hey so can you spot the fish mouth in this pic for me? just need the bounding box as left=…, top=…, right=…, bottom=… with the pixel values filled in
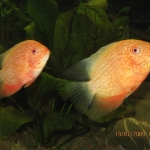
left=147, top=56, right=150, bottom=66
left=42, top=50, right=50, bottom=66
left=36, top=49, right=50, bottom=69
left=32, top=50, right=50, bottom=78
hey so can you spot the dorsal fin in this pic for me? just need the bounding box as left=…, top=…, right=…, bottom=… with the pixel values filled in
left=62, top=43, right=114, bottom=81
left=62, top=59, right=94, bottom=81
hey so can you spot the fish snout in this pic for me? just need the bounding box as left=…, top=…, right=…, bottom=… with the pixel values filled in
left=147, top=57, right=150, bottom=67
left=41, top=48, right=50, bottom=66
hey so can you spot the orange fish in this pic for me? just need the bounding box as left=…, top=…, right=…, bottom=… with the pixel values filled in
left=61, top=39, right=150, bottom=121
left=0, top=40, right=50, bottom=98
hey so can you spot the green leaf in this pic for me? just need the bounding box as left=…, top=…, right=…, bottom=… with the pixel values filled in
left=23, top=22, right=35, bottom=40
left=35, top=72, right=67, bottom=101
left=119, top=6, right=131, bottom=15
left=105, top=120, right=117, bottom=133
left=43, top=112, right=76, bottom=139
left=53, top=3, right=129, bottom=72
left=112, top=16, right=129, bottom=40
left=0, top=106, right=34, bottom=139
left=86, top=0, right=108, bottom=10
left=27, top=0, right=59, bottom=48
left=23, top=72, right=68, bottom=112
left=33, top=72, right=78, bottom=103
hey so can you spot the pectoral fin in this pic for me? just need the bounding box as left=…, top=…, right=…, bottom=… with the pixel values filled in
left=59, top=81, right=94, bottom=114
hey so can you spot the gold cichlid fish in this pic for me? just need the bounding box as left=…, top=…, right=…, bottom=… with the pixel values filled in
left=61, top=39, right=150, bottom=121
left=0, top=40, right=50, bottom=98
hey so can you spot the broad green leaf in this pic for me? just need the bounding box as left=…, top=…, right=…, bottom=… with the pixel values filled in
left=35, top=72, right=75, bottom=102
left=43, top=112, right=76, bottom=139
left=86, top=0, right=108, bottom=10
left=27, top=0, right=59, bottom=48
left=105, top=120, right=117, bottom=133
left=112, top=16, right=129, bottom=40
left=53, top=3, right=129, bottom=72
left=23, top=22, right=35, bottom=40
left=0, top=106, right=34, bottom=139
left=18, top=72, right=69, bottom=114
left=119, top=6, right=131, bottom=15
left=34, top=72, right=67, bottom=102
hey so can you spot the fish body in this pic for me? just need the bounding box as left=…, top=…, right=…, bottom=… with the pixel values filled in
left=0, top=40, right=50, bottom=98
left=61, top=39, right=150, bottom=121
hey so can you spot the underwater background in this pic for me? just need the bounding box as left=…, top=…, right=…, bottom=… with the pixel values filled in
left=0, top=0, right=150, bottom=149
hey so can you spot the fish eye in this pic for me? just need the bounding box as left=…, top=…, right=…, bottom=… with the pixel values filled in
left=32, top=49, right=37, bottom=54
left=132, top=46, right=140, bottom=54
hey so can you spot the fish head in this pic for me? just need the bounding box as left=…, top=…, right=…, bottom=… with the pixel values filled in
left=23, top=40, right=50, bottom=78
left=0, top=40, right=50, bottom=98
left=0, top=40, right=50, bottom=87
left=120, top=39, right=150, bottom=71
